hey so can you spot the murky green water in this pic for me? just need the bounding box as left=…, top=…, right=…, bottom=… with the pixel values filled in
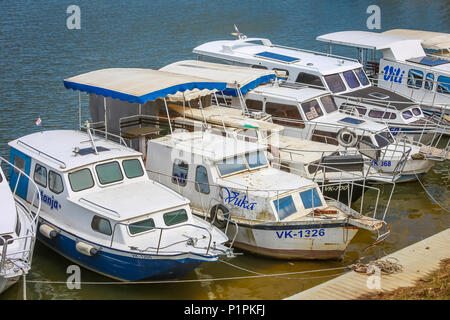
left=0, top=0, right=449, bottom=300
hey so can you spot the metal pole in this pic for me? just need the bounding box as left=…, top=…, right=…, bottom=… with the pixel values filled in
left=163, top=98, right=173, bottom=134
left=103, top=97, right=108, bottom=139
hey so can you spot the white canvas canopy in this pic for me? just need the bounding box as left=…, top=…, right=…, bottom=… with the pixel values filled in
left=383, top=29, right=450, bottom=51
left=317, top=31, right=426, bottom=61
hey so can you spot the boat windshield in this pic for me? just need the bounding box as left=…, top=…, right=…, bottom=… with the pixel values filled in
left=217, top=151, right=269, bottom=176
left=343, top=70, right=361, bottom=89
left=245, top=150, right=268, bottom=169
left=217, top=155, right=247, bottom=176
left=354, top=68, right=370, bottom=86
left=374, top=131, right=394, bottom=148
left=95, top=161, right=124, bottom=185
left=300, top=188, right=323, bottom=209
left=324, top=73, right=346, bottom=93
left=320, top=95, right=338, bottom=114
left=273, top=194, right=297, bottom=220
left=301, top=99, right=324, bottom=120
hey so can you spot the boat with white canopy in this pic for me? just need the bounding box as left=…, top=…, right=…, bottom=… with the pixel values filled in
left=193, top=30, right=450, bottom=144
left=13, top=68, right=234, bottom=282
left=160, top=59, right=443, bottom=183
left=0, top=156, right=41, bottom=294
left=382, top=29, right=450, bottom=58
left=159, top=60, right=400, bottom=199
left=316, top=30, right=450, bottom=118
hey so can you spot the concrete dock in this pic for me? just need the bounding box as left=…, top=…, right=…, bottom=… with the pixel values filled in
left=285, top=228, right=450, bottom=300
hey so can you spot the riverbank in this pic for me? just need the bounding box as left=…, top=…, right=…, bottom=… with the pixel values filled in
left=358, top=258, right=450, bottom=300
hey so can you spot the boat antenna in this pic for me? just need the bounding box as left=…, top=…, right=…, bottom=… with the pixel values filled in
left=232, top=24, right=247, bottom=40
left=85, top=120, right=99, bottom=155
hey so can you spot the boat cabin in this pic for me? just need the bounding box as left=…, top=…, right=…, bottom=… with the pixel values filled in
left=317, top=31, right=450, bottom=113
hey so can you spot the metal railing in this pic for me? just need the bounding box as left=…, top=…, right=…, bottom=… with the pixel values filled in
left=0, top=157, right=41, bottom=275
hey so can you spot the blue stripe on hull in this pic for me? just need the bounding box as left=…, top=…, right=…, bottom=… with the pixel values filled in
left=396, top=172, right=426, bottom=183
left=37, top=223, right=203, bottom=281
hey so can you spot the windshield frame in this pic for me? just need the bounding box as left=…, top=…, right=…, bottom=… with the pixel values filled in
left=216, top=150, right=269, bottom=177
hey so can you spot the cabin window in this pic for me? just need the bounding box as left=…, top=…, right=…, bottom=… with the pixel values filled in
left=245, top=150, right=268, bottom=169
left=424, top=73, right=434, bottom=91
left=48, top=171, right=64, bottom=194
left=163, top=209, right=188, bottom=226
left=217, top=156, right=247, bottom=176
left=343, top=70, right=360, bottom=89
left=324, top=73, right=346, bottom=93
left=301, top=99, right=324, bottom=120
left=295, top=73, right=324, bottom=88
left=33, top=163, right=47, bottom=188
left=355, top=68, right=370, bottom=86
left=13, top=155, right=25, bottom=175
left=68, top=168, right=95, bottom=192
left=245, top=99, right=263, bottom=111
left=311, top=130, right=338, bottom=146
left=402, top=110, right=413, bottom=120
left=412, top=108, right=422, bottom=116
left=122, top=159, right=144, bottom=179
left=382, top=112, right=396, bottom=120
left=273, top=195, right=297, bottom=220
left=437, top=75, right=450, bottom=94
left=374, top=131, right=394, bottom=148
left=128, top=218, right=155, bottom=235
left=320, top=95, right=338, bottom=113
left=96, top=161, right=123, bottom=185
left=172, top=159, right=189, bottom=186
left=91, top=216, right=112, bottom=236
left=300, top=188, right=323, bottom=209
left=195, top=166, right=210, bottom=194
left=368, top=109, right=385, bottom=119
left=265, top=102, right=305, bottom=128
left=407, top=69, right=424, bottom=89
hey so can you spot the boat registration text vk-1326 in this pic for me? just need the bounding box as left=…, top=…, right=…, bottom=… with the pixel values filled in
left=276, top=229, right=325, bottom=239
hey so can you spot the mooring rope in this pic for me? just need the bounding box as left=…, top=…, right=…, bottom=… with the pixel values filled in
left=414, top=170, right=450, bottom=213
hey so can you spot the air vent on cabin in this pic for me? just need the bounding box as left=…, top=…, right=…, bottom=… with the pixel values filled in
left=73, top=146, right=110, bottom=156
left=368, top=92, right=390, bottom=100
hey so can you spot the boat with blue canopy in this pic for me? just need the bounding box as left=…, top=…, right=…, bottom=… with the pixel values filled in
left=7, top=68, right=233, bottom=282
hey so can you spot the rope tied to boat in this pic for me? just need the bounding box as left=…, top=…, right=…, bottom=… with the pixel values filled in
left=348, top=257, right=403, bottom=275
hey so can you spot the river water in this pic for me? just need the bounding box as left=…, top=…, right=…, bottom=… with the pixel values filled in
left=0, top=0, right=449, bottom=300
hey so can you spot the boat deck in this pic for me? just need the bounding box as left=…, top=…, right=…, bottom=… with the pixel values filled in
left=284, top=228, right=450, bottom=300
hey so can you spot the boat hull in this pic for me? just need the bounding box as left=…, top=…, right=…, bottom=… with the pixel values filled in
left=225, top=221, right=359, bottom=260
left=0, top=275, right=20, bottom=295
left=37, top=220, right=208, bottom=282
left=319, top=180, right=372, bottom=204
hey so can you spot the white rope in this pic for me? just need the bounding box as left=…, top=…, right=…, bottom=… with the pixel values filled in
left=414, top=171, right=450, bottom=213
left=24, top=262, right=349, bottom=285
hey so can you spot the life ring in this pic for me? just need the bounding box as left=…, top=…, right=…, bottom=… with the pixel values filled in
left=337, top=128, right=358, bottom=148
left=210, top=204, right=229, bottom=229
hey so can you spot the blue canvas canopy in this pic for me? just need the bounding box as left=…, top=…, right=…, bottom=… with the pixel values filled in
left=64, top=68, right=228, bottom=103
left=159, top=60, right=276, bottom=97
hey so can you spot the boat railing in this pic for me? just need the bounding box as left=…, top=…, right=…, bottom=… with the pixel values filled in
left=269, top=43, right=361, bottom=64
left=0, top=156, right=41, bottom=273
left=80, top=123, right=129, bottom=148
left=16, top=139, right=67, bottom=169
left=79, top=197, right=121, bottom=217
left=146, top=157, right=392, bottom=226
left=109, top=218, right=233, bottom=257
left=366, top=73, right=450, bottom=111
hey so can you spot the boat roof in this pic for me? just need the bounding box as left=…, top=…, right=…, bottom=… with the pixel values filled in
left=317, top=31, right=426, bottom=61
left=168, top=104, right=285, bottom=132
left=149, top=131, right=266, bottom=161
left=64, top=68, right=227, bottom=104
left=193, top=37, right=363, bottom=75
left=8, top=130, right=141, bottom=172
left=250, top=82, right=330, bottom=103
left=383, top=29, right=450, bottom=51
left=160, top=60, right=276, bottom=97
